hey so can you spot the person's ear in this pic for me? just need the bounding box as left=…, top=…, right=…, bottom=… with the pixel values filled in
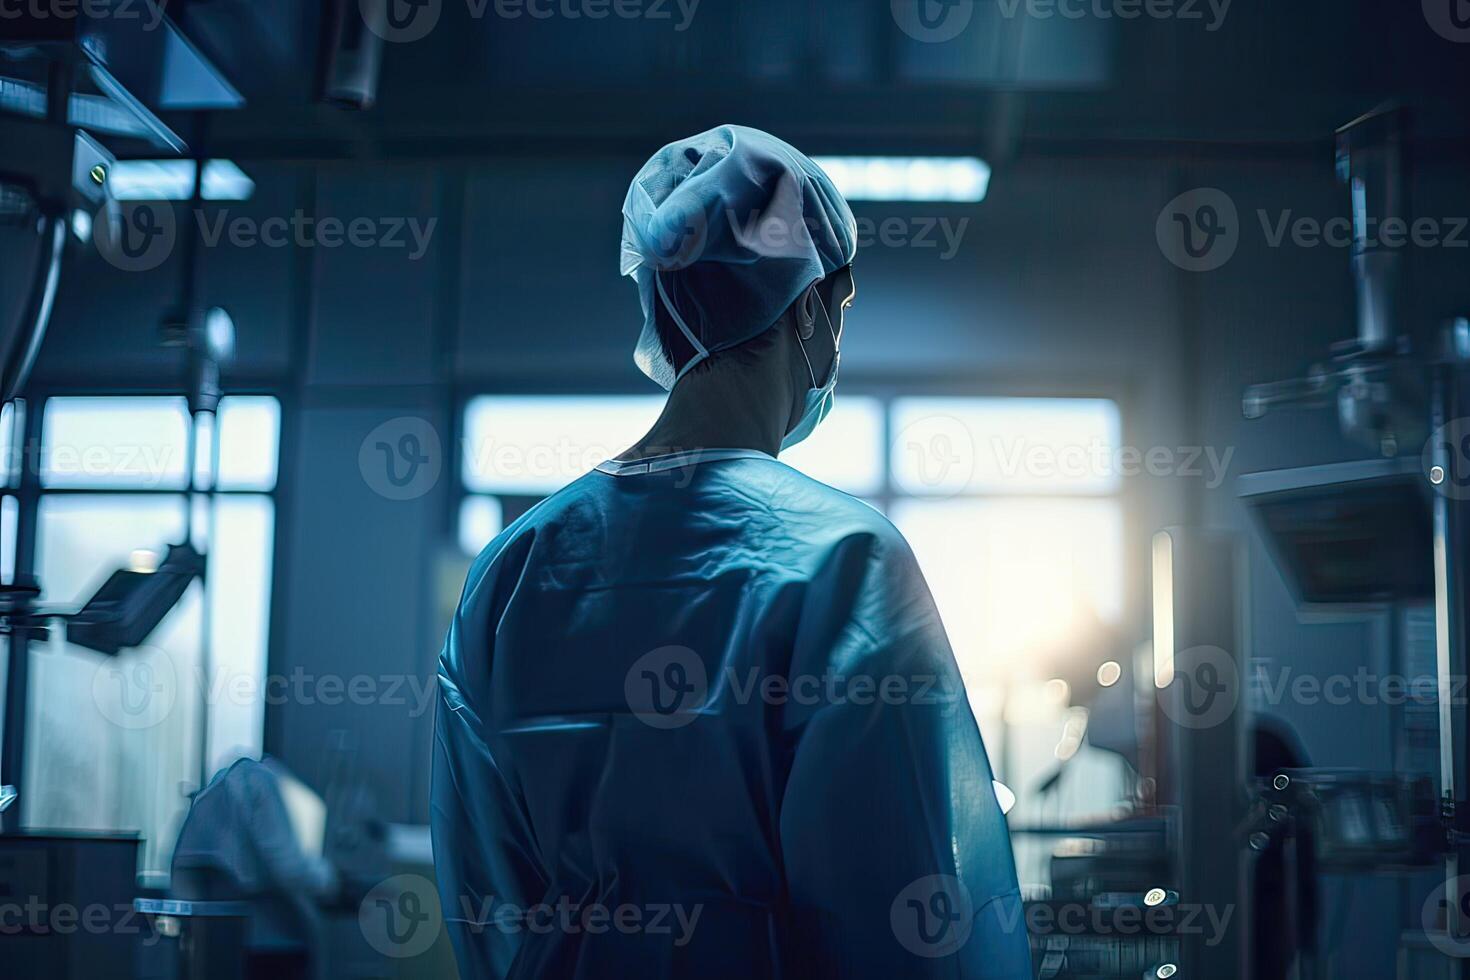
left=795, top=286, right=818, bottom=341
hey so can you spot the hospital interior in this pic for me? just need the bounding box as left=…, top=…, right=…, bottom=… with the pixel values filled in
left=1, top=1, right=1469, bottom=978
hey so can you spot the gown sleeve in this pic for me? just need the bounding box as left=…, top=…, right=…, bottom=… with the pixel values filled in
left=777, top=528, right=1032, bottom=979
left=431, top=534, right=547, bottom=980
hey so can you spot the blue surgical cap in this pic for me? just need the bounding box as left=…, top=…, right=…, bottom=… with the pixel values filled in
left=621, top=125, right=858, bottom=390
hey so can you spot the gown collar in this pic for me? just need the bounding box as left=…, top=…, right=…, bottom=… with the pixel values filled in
left=595, top=447, right=776, bottom=476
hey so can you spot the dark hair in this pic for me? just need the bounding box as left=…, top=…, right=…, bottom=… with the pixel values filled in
left=651, top=262, right=854, bottom=377
left=652, top=273, right=785, bottom=377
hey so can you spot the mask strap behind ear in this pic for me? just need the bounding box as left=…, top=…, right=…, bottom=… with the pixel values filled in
left=656, top=270, right=709, bottom=380
left=793, top=283, right=839, bottom=389
left=812, top=287, right=838, bottom=351
left=794, top=320, right=818, bottom=389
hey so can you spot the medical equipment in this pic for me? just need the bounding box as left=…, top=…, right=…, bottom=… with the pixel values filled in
left=1242, top=105, right=1424, bottom=459
left=1241, top=104, right=1470, bottom=975
left=0, top=0, right=241, bottom=830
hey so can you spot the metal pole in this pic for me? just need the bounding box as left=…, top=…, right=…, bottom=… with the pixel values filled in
left=1430, top=320, right=1470, bottom=975
left=2, top=399, right=44, bottom=833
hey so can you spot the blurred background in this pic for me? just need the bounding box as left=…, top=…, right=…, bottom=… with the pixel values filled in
left=1, top=0, right=1469, bottom=977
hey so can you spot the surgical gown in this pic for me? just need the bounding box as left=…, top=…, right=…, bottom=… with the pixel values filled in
left=431, top=449, right=1031, bottom=979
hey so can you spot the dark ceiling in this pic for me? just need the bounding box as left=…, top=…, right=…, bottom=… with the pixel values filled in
left=167, top=0, right=1470, bottom=163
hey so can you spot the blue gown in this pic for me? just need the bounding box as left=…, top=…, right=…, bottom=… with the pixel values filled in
left=431, top=449, right=1031, bottom=979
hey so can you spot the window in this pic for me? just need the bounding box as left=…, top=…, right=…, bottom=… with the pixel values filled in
left=13, top=395, right=280, bottom=872
left=458, top=394, right=886, bottom=553
left=457, top=392, right=1126, bottom=886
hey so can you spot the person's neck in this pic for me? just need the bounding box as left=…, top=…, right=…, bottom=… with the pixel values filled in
left=619, top=360, right=793, bottom=461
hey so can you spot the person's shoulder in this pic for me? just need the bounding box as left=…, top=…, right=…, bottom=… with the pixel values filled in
left=744, top=457, right=913, bottom=547
left=469, top=472, right=596, bottom=565
left=453, top=476, right=594, bottom=617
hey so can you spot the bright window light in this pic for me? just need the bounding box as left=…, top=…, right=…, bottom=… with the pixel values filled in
left=993, top=780, right=1017, bottom=814
left=892, top=497, right=1123, bottom=687
left=0, top=400, right=16, bottom=487
left=811, top=156, right=991, bottom=203
left=459, top=495, right=504, bottom=556
left=779, top=396, right=884, bottom=495
left=464, top=395, right=886, bottom=497
left=27, top=392, right=280, bottom=875
left=192, top=413, right=216, bottom=490
left=42, top=396, right=190, bottom=490
left=216, top=396, right=281, bottom=491
left=108, top=159, right=255, bottom=201
left=891, top=397, right=1121, bottom=496
left=463, top=396, right=665, bottom=495
left=206, top=494, right=276, bottom=773
left=36, top=494, right=188, bottom=605
left=1, top=495, right=16, bottom=583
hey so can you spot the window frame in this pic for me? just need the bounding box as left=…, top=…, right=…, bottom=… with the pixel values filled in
left=451, top=378, right=1139, bottom=548
left=4, top=384, right=287, bottom=754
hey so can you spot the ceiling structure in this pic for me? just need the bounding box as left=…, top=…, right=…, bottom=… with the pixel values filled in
left=4, top=0, right=1466, bottom=163
left=166, top=0, right=1470, bottom=165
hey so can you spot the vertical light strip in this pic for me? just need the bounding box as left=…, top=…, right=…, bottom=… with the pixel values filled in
left=1152, top=531, right=1175, bottom=689
left=0, top=401, right=15, bottom=486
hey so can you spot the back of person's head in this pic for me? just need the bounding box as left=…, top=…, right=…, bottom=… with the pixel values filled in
left=620, top=125, right=858, bottom=389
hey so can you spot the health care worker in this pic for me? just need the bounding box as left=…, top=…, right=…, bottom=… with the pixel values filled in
left=431, top=125, right=1030, bottom=979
